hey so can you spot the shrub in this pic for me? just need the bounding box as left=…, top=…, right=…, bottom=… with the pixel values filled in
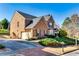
left=58, top=29, right=67, bottom=37
left=54, top=37, right=75, bottom=45
left=39, top=38, right=63, bottom=47
left=45, top=35, right=55, bottom=38
left=0, top=44, right=5, bottom=49
left=39, top=37, right=77, bottom=47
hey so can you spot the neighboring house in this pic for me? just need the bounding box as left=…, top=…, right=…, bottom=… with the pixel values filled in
left=10, top=11, right=55, bottom=39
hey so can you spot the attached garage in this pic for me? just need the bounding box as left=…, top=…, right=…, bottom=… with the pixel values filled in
left=21, top=32, right=32, bottom=39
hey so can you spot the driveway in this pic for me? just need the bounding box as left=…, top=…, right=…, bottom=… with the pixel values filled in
left=0, top=39, right=60, bottom=56
left=1, top=39, right=77, bottom=56
left=0, top=39, right=42, bottom=56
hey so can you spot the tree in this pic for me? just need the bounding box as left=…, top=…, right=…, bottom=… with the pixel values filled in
left=58, top=29, right=67, bottom=37
left=62, top=17, right=71, bottom=26
left=1, top=18, right=9, bottom=29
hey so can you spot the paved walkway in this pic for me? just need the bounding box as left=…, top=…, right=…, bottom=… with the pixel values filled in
left=63, top=50, right=79, bottom=56
left=17, top=46, right=79, bottom=56
left=17, top=47, right=57, bottom=56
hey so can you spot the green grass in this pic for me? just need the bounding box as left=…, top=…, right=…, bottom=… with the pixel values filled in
left=39, top=37, right=79, bottom=46
left=0, top=29, right=9, bottom=34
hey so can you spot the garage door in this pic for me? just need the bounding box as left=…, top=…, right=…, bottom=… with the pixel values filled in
left=21, top=32, right=29, bottom=39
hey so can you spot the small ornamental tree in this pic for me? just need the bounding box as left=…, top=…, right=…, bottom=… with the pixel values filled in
left=58, top=29, right=67, bottom=37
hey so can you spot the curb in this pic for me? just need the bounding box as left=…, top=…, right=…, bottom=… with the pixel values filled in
left=60, top=48, right=79, bottom=56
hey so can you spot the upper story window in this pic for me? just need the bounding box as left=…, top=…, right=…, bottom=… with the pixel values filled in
left=17, top=22, right=19, bottom=27
left=48, top=22, right=52, bottom=27
left=49, top=23, right=52, bottom=26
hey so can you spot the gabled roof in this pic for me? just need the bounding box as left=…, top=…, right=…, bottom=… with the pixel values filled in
left=26, top=16, right=43, bottom=28
left=17, top=11, right=37, bottom=19
left=26, top=15, right=52, bottom=29
left=44, top=14, right=52, bottom=21
left=15, top=11, right=53, bottom=29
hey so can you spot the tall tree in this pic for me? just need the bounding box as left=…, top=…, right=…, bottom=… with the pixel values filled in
left=62, top=17, right=71, bottom=27
left=1, top=18, right=9, bottom=29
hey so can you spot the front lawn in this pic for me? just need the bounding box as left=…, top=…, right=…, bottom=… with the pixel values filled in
left=39, top=37, right=79, bottom=47
left=0, top=29, right=9, bottom=34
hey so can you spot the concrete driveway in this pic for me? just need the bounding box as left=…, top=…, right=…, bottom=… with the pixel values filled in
left=0, top=39, right=41, bottom=56
left=0, top=39, right=60, bottom=56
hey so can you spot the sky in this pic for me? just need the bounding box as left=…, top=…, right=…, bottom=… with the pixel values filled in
left=0, top=3, right=79, bottom=27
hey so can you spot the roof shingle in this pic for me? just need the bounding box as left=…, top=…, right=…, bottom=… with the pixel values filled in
left=17, top=11, right=37, bottom=19
left=16, top=11, right=52, bottom=29
left=26, top=16, right=43, bottom=28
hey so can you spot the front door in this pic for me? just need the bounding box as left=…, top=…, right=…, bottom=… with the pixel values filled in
left=41, top=30, right=45, bottom=37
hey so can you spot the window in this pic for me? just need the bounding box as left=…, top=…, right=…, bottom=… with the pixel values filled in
left=48, top=22, right=52, bottom=27
left=37, top=29, right=40, bottom=33
left=49, top=23, right=52, bottom=26
left=36, top=29, right=40, bottom=36
left=33, top=29, right=37, bottom=37
left=17, top=22, right=19, bottom=27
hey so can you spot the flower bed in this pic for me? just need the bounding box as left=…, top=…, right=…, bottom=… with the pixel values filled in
left=39, top=38, right=64, bottom=47
left=39, top=37, right=79, bottom=47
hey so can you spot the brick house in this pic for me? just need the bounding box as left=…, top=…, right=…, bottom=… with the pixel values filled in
left=10, top=11, right=55, bottom=39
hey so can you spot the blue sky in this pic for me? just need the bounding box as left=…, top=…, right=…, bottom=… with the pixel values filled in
left=0, top=3, right=79, bottom=26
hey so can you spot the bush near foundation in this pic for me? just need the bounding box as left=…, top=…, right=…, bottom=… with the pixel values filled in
left=39, top=37, right=78, bottom=47
left=0, top=44, right=5, bottom=49
left=39, top=38, right=63, bottom=47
